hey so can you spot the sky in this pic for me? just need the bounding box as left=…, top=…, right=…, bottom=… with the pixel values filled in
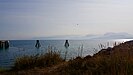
left=1, top=0, right=133, bottom=39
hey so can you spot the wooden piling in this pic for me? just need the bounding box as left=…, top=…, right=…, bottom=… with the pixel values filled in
left=0, top=40, right=9, bottom=49
left=35, top=40, right=41, bottom=48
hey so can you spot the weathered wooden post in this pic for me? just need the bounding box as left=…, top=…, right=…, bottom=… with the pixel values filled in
left=35, top=40, right=41, bottom=48
left=64, top=40, right=69, bottom=61
left=0, top=40, right=9, bottom=49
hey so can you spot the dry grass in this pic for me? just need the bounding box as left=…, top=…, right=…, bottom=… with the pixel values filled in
left=1, top=41, right=133, bottom=75
left=56, top=41, right=133, bottom=75
left=12, top=47, right=64, bottom=70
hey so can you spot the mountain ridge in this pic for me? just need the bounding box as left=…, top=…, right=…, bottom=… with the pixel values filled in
left=33, top=32, right=133, bottom=40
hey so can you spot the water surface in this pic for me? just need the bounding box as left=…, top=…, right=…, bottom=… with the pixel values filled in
left=0, top=39, right=131, bottom=69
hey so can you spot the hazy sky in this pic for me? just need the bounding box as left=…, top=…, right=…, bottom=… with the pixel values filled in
left=1, top=0, right=133, bottom=39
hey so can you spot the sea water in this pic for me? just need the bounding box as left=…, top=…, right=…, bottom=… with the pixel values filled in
left=0, top=39, right=131, bottom=69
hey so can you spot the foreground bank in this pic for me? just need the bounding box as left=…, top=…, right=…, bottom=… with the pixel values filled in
left=1, top=40, right=133, bottom=75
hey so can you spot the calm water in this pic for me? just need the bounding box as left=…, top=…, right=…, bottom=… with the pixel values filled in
left=0, top=39, right=132, bottom=69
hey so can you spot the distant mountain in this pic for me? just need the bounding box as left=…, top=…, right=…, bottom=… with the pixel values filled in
left=93, top=32, right=133, bottom=39
left=84, top=32, right=133, bottom=39
left=33, top=32, right=133, bottom=40
left=85, top=34, right=101, bottom=39
left=33, top=35, right=84, bottom=40
left=104, top=32, right=131, bottom=36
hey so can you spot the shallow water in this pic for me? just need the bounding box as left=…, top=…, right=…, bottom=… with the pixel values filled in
left=0, top=39, right=131, bottom=69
